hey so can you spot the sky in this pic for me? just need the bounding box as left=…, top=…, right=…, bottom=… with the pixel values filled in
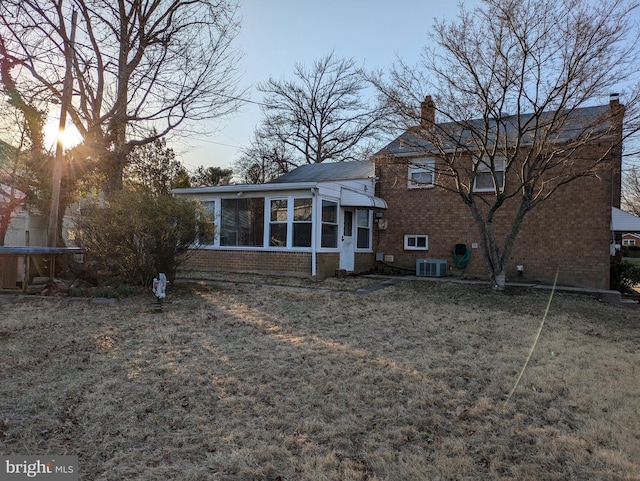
left=176, top=0, right=474, bottom=172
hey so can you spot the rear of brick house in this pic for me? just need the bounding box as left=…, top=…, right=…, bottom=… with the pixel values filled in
left=175, top=98, right=623, bottom=289
left=372, top=97, right=623, bottom=289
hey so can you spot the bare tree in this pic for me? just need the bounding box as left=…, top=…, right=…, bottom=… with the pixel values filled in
left=234, top=126, right=294, bottom=184
left=370, top=0, right=640, bottom=291
left=0, top=0, right=244, bottom=192
left=622, top=165, right=640, bottom=216
left=258, top=51, right=386, bottom=165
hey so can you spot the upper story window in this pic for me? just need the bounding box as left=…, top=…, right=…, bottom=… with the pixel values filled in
left=473, top=156, right=505, bottom=192
left=408, top=158, right=435, bottom=189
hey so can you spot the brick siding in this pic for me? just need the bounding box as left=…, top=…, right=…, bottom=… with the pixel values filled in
left=374, top=151, right=618, bottom=289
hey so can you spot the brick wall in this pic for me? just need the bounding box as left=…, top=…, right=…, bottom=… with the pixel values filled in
left=182, top=249, right=378, bottom=279
left=374, top=151, right=617, bottom=289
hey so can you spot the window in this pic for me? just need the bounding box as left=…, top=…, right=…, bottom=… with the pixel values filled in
left=293, top=198, right=312, bottom=247
left=321, top=200, right=338, bottom=248
left=356, top=209, right=371, bottom=249
left=473, top=156, right=505, bottom=192
left=404, top=234, right=429, bottom=250
left=220, top=198, right=265, bottom=246
left=199, top=200, right=216, bottom=245
left=269, top=199, right=288, bottom=247
left=622, top=239, right=636, bottom=246
left=408, top=159, right=435, bottom=188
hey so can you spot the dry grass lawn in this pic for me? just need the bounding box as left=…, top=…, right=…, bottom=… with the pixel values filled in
left=1, top=275, right=639, bottom=480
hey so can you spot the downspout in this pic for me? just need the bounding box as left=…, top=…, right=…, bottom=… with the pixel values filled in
left=311, top=186, right=319, bottom=278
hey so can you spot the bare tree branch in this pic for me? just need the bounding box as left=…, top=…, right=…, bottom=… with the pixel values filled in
left=0, top=0, right=245, bottom=191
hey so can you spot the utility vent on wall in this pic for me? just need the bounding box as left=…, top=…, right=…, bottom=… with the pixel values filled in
left=416, top=259, right=447, bottom=277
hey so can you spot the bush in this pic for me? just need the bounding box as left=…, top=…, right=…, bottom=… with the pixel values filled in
left=610, top=260, right=640, bottom=292
left=75, top=189, right=213, bottom=286
left=623, top=244, right=640, bottom=258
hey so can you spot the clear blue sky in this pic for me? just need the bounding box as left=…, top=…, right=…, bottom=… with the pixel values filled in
left=177, top=0, right=472, bottom=171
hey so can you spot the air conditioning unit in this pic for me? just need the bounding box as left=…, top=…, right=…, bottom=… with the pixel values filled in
left=416, top=259, right=447, bottom=277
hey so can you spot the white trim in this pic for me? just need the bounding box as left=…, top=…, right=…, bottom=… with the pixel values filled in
left=340, top=188, right=388, bottom=209
left=404, top=234, right=429, bottom=250
left=407, top=158, right=435, bottom=189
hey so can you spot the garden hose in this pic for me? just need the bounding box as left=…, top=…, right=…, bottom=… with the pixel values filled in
left=453, top=246, right=471, bottom=275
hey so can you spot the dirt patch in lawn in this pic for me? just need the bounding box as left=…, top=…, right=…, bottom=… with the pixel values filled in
left=1, top=278, right=639, bottom=480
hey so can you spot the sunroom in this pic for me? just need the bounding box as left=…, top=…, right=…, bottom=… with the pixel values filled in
left=171, top=161, right=387, bottom=278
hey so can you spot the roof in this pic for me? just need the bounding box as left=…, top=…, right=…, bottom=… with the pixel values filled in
left=269, top=161, right=375, bottom=183
left=612, top=207, right=640, bottom=232
left=381, top=104, right=616, bottom=156
left=0, top=183, right=26, bottom=204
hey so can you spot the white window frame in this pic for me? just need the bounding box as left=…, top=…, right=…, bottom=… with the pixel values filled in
left=268, top=198, right=289, bottom=248
left=404, top=234, right=429, bottom=250
left=320, top=200, right=339, bottom=249
left=355, top=209, right=372, bottom=251
left=292, top=197, right=313, bottom=248
left=198, top=199, right=217, bottom=247
left=473, top=155, right=506, bottom=193
left=408, top=158, right=435, bottom=189
left=622, top=239, right=636, bottom=246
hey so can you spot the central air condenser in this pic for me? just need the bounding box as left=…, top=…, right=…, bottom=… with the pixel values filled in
left=416, top=259, right=447, bottom=277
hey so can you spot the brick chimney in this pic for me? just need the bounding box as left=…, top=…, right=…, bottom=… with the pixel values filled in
left=610, top=93, right=620, bottom=106
left=420, top=95, right=435, bottom=128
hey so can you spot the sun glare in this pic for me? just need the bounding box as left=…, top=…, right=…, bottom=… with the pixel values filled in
left=44, top=115, right=83, bottom=150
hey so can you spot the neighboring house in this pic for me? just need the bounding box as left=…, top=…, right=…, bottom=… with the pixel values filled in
left=174, top=99, right=623, bottom=289
left=622, top=233, right=640, bottom=246
left=172, top=161, right=387, bottom=278
left=612, top=207, right=640, bottom=248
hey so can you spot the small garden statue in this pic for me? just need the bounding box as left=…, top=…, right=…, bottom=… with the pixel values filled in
left=152, top=273, right=167, bottom=309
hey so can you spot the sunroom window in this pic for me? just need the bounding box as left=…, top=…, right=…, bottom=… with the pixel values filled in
left=269, top=199, right=288, bottom=247
left=199, top=200, right=215, bottom=245
left=220, top=198, right=265, bottom=246
left=292, top=198, right=312, bottom=247
left=321, top=200, right=338, bottom=248
left=356, top=209, right=371, bottom=249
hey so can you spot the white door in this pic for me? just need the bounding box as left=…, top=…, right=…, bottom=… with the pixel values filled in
left=339, top=209, right=355, bottom=271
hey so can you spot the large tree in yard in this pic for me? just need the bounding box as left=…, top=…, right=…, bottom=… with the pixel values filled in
left=258, top=51, right=386, bottom=166
left=0, top=0, right=244, bottom=192
left=371, top=0, right=640, bottom=291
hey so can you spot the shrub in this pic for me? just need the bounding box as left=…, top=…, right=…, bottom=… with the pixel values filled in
left=610, top=260, right=640, bottom=292
left=624, top=244, right=640, bottom=258
left=75, top=189, right=213, bottom=286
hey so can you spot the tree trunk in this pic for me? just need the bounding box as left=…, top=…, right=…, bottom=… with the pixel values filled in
left=467, top=196, right=532, bottom=292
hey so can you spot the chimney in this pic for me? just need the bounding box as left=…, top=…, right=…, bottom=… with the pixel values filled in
left=610, top=93, right=620, bottom=106
left=420, top=95, right=435, bottom=128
